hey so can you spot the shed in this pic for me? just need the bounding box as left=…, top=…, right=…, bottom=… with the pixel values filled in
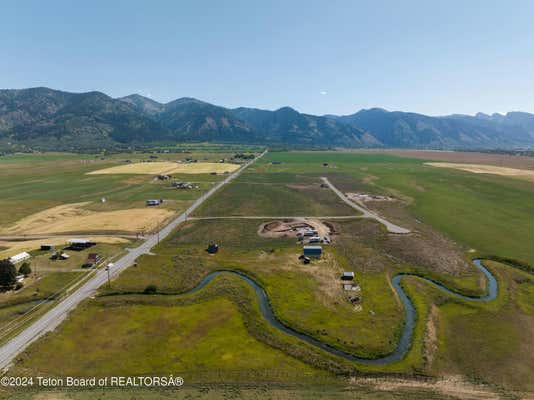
left=146, top=199, right=161, bottom=206
left=9, top=252, right=31, bottom=264
left=40, top=244, right=55, bottom=251
left=67, top=238, right=96, bottom=250
left=341, top=271, right=355, bottom=281
left=303, top=245, right=322, bottom=258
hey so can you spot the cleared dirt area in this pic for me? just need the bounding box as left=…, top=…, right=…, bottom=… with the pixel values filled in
left=258, top=218, right=331, bottom=239
left=426, top=162, right=534, bottom=181
left=87, top=161, right=240, bottom=175
left=1, top=202, right=174, bottom=235
left=0, top=236, right=130, bottom=259
left=346, top=192, right=395, bottom=203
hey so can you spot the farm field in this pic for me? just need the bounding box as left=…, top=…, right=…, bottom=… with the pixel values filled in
left=0, top=150, right=256, bottom=235
left=87, top=161, right=240, bottom=175
left=2, top=150, right=534, bottom=399
left=426, top=161, right=534, bottom=181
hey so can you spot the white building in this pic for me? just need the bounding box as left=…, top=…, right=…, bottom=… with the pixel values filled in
left=9, top=252, right=31, bottom=264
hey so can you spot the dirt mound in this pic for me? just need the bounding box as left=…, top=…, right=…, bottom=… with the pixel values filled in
left=258, top=218, right=332, bottom=239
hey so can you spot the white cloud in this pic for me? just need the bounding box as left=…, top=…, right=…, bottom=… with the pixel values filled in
left=320, top=91, right=327, bottom=95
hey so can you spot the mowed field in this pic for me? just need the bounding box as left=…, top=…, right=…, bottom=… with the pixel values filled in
left=4, top=150, right=534, bottom=399
left=0, top=151, right=246, bottom=235
left=87, top=161, right=240, bottom=175
left=426, top=162, right=534, bottom=181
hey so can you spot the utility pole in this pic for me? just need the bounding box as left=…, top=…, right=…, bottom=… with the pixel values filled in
left=106, top=263, right=112, bottom=288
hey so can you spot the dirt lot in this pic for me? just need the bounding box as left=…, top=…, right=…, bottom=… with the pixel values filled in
left=1, top=202, right=175, bottom=235
left=346, top=192, right=395, bottom=203
left=0, top=236, right=130, bottom=259
left=87, top=161, right=240, bottom=175
left=426, top=162, right=534, bottom=181
left=258, top=218, right=332, bottom=239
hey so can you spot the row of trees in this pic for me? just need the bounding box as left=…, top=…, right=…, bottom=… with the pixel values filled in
left=0, top=259, right=32, bottom=289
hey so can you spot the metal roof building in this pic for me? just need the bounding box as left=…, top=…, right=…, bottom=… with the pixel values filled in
left=9, top=252, right=31, bottom=264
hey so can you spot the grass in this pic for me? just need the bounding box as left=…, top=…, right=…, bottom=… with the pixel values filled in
left=195, top=180, right=355, bottom=217
left=261, top=152, right=534, bottom=266
left=0, top=152, right=231, bottom=230
left=0, top=386, right=484, bottom=400
left=4, top=150, right=534, bottom=394
left=11, top=277, right=331, bottom=383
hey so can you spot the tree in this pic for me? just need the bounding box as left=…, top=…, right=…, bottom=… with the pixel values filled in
left=0, top=259, right=17, bottom=288
left=19, top=262, right=32, bottom=277
left=143, top=284, right=157, bottom=294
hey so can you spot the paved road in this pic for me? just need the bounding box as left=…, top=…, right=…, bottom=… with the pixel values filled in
left=0, top=151, right=265, bottom=370
left=320, top=177, right=411, bottom=234
left=188, top=215, right=360, bottom=220
left=0, top=234, right=139, bottom=241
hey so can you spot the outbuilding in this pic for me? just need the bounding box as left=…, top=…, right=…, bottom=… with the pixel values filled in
left=303, top=245, right=322, bottom=258
left=40, top=244, right=55, bottom=251
left=146, top=199, right=161, bottom=206
left=67, top=238, right=96, bottom=250
left=341, top=271, right=355, bottom=281
left=9, top=252, right=31, bottom=264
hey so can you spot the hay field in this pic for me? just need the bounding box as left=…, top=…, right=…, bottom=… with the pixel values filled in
left=87, top=161, right=240, bottom=175
left=0, top=236, right=130, bottom=259
left=1, top=202, right=175, bottom=235
left=426, top=162, right=534, bottom=181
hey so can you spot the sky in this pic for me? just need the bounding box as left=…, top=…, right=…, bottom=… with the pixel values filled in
left=1, top=0, right=533, bottom=116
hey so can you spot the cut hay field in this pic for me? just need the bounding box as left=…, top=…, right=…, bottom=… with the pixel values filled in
left=426, top=162, right=534, bottom=181
left=87, top=161, right=240, bottom=175
left=1, top=202, right=175, bottom=235
left=0, top=151, right=240, bottom=235
left=0, top=236, right=129, bottom=259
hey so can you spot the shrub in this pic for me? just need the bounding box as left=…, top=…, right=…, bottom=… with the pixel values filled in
left=143, top=284, right=157, bottom=294
left=19, top=262, right=32, bottom=277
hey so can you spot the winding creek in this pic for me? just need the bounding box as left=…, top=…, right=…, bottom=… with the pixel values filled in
left=186, top=259, right=498, bottom=365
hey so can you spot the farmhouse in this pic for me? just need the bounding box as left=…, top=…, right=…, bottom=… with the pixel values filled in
left=9, top=252, right=31, bottom=264
left=303, top=245, right=322, bottom=258
left=67, top=238, right=96, bottom=250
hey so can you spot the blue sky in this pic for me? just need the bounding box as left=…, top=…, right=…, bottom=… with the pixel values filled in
left=1, top=0, right=533, bottom=115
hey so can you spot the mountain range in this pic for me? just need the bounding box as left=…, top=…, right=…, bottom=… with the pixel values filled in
left=1, top=87, right=534, bottom=151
